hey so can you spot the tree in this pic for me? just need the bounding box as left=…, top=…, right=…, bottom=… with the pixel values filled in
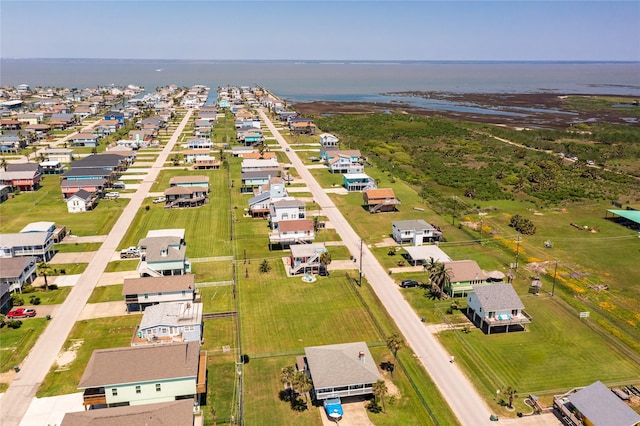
left=424, top=258, right=452, bottom=300
left=503, top=386, right=518, bottom=409
left=37, top=261, right=51, bottom=291
left=293, top=371, right=312, bottom=409
left=372, top=380, right=388, bottom=414
left=319, top=251, right=332, bottom=275
left=0, top=158, right=7, bottom=171
left=280, top=365, right=296, bottom=400
left=312, top=216, right=321, bottom=233
left=385, top=333, right=404, bottom=379
left=259, top=259, right=272, bottom=274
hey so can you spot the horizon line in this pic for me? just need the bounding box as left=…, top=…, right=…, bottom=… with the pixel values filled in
left=2, top=57, right=639, bottom=63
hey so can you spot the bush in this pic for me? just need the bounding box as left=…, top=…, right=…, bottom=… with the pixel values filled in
left=48, top=284, right=58, bottom=290
left=21, top=285, right=35, bottom=294
left=29, top=296, right=41, bottom=305
left=6, top=320, right=23, bottom=329
left=11, top=294, right=24, bottom=306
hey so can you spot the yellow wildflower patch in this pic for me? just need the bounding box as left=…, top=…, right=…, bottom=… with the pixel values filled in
left=598, top=301, right=616, bottom=311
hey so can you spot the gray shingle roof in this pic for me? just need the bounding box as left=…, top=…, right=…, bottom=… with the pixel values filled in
left=61, top=399, right=194, bottom=426
left=471, top=284, right=524, bottom=312
left=569, top=381, right=640, bottom=426
left=392, top=219, right=434, bottom=231
left=122, top=275, right=195, bottom=295
left=139, top=302, right=202, bottom=330
left=305, top=342, right=381, bottom=389
left=0, top=257, right=36, bottom=278
left=78, top=342, right=199, bottom=388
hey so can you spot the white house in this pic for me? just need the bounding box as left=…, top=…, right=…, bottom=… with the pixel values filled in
left=270, top=199, right=306, bottom=230
left=0, top=232, right=54, bottom=261
left=466, top=284, right=531, bottom=334
left=392, top=219, right=442, bottom=245
left=289, top=243, right=327, bottom=276
left=319, top=133, right=339, bottom=147
left=0, top=256, right=37, bottom=293
left=328, top=152, right=364, bottom=174
left=67, top=189, right=97, bottom=213
left=137, top=229, right=191, bottom=277
left=78, top=342, right=206, bottom=409
left=269, top=219, right=315, bottom=247
left=133, top=301, right=203, bottom=345
left=241, top=158, right=279, bottom=173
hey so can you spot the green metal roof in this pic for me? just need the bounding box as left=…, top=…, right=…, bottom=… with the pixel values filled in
left=607, top=209, right=640, bottom=225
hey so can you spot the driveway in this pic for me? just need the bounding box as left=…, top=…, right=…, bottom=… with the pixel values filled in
left=49, top=251, right=96, bottom=264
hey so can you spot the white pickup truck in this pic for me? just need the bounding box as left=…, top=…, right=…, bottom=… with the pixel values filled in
left=120, top=247, right=140, bottom=259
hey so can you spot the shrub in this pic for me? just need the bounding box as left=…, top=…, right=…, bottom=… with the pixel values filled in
left=11, top=294, right=24, bottom=306
left=29, top=296, right=41, bottom=305
left=21, top=285, right=35, bottom=294
left=6, top=320, right=23, bottom=329
left=48, top=284, right=58, bottom=290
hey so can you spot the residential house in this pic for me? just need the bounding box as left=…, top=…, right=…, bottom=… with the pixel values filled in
left=240, top=170, right=280, bottom=193
left=61, top=178, right=107, bottom=199
left=289, top=243, right=327, bottom=276
left=554, top=381, right=640, bottom=426
left=342, top=173, right=376, bottom=192
left=231, top=146, right=253, bottom=157
left=193, top=157, right=220, bottom=170
left=0, top=282, right=10, bottom=314
left=241, top=158, right=279, bottom=173
left=104, top=111, right=125, bottom=125
left=72, top=154, right=127, bottom=173
left=163, top=186, right=208, bottom=208
left=363, top=188, right=401, bottom=213
left=466, top=284, right=531, bottom=334
left=443, top=260, right=488, bottom=297
left=236, top=128, right=264, bottom=146
left=303, top=342, right=382, bottom=401
left=132, top=301, right=203, bottom=346
left=319, top=133, right=339, bottom=147
left=0, top=168, right=42, bottom=191
left=0, top=133, right=20, bottom=152
left=78, top=342, right=206, bottom=409
left=62, top=167, right=114, bottom=184
left=40, top=160, right=65, bottom=175
left=248, top=192, right=272, bottom=218
left=137, top=229, right=191, bottom=277
left=0, top=256, right=37, bottom=293
left=168, top=175, right=210, bottom=191
left=43, top=148, right=73, bottom=163
left=20, top=221, right=66, bottom=243
left=67, top=189, right=98, bottom=213
left=69, top=132, right=99, bottom=147
left=0, top=119, right=22, bottom=130
left=24, top=123, right=51, bottom=139
left=0, top=231, right=54, bottom=261
left=290, top=120, right=316, bottom=135
left=185, top=139, right=213, bottom=150
left=269, top=219, right=315, bottom=247
left=270, top=198, right=306, bottom=230
left=193, top=119, right=212, bottom=138
left=392, top=219, right=442, bottom=245
left=122, top=274, right=196, bottom=312
left=326, top=150, right=363, bottom=174
left=106, top=146, right=137, bottom=165
left=241, top=151, right=276, bottom=160
left=93, top=119, right=120, bottom=137
left=182, top=149, right=211, bottom=165
left=61, top=400, right=195, bottom=426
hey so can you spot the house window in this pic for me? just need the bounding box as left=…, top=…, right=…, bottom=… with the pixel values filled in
left=156, top=384, right=161, bottom=392
left=135, top=385, right=141, bottom=394
left=512, top=309, right=518, bottom=316
left=144, top=294, right=148, bottom=299
left=488, top=312, right=494, bottom=318
left=184, top=325, right=194, bottom=332
left=112, top=388, right=118, bottom=396
left=161, top=327, right=168, bottom=334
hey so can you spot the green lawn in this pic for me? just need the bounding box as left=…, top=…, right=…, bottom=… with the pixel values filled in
left=199, top=286, right=236, bottom=313
left=192, top=261, right=234, bottom=283
left=55, top=243, right=102, bottom=253
left=37, top=316, right=140, bottom=397
left=0, top=179, right=127, bottom=236
left=87, top=284, right=124, bottom=303
left=14, top=286, right=71, bottom=305
left=0, top=318, right=50, bottom=374
left=104, top=260, right=138, bottom=272
left=438, top=293, right=640, bottom=415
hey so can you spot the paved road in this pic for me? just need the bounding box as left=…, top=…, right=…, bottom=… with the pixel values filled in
left=0, top=109, right=193, bottom=426
left=259, top=109, right=494, bottom=425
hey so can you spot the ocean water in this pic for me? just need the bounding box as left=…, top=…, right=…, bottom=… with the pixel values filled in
left=1, top=60, right=639, bottom=113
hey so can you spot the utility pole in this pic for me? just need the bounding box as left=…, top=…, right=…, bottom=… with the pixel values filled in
left=514, top=235, right=521, bottom=271
left=552, top=260, right=558, bottom=297
left=359, top=239, right=364, bottom=287
left=452, top=196, right=457, bottom=226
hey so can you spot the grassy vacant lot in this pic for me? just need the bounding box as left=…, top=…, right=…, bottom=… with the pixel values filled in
left=0, top=318, right=50, bottom=374
left=15, top=286, right=72, bottom=305
left=119, top=168, right=232, bottom=257
left=438, top=293, right=640, bottom=415
left=0, top=179, right=127, bottom=236
left=87, top=284, right=123, bottom=303
left=192, top=260, right=234, bottom=283
left=37, top=316, right=140, bottom=397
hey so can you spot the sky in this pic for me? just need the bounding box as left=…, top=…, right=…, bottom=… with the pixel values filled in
left=1, top=1, right=639, bottom=61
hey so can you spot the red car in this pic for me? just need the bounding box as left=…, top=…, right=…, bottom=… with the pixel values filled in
left=7, top=308, right=36, bottom=319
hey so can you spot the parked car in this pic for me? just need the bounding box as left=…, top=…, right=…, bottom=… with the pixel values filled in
left=104, top=192, right=120, bottom=199
left=400, top=280, right=420, bottom=288
left=111, top=181, right=126, bottom=189
left=152, top=196, right=166, bottom=204
left=285, top=147, right=290, bottom=152
left=120, top=246, right=140, bottom=259
left=7, top=308, right=36, bottom=318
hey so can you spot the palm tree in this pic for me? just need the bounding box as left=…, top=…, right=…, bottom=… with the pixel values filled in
left=503, top=386, right=518, bottom=409
left=319, top=251, right=331, bottom=275
left=424, top=258, right=452, bottom=300
left=293, top=371, right=312, bottom=409
left=280, top=366, right=296, bottom=400
left=385, top=333, right=404, bottom=379
left=0, top=158, right=7, bottom=171
left=259, top=259, right=271, bottom=274
left=37, top=261, right=51, bottom=291
left=372, top=380, right=388, bottom=413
